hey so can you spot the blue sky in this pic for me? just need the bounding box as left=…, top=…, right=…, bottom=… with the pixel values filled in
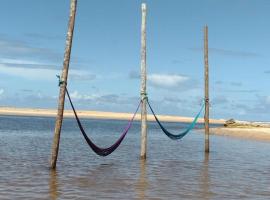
left=0, top=0, right=269, bottom=121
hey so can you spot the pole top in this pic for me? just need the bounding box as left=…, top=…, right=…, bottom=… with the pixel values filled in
left=142, top=3, right=147, bottom=11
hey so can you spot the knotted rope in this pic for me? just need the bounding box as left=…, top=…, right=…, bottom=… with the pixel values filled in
left=56, top=75, right=66, bottom=87
left=140, top=92, right=148, bottom=101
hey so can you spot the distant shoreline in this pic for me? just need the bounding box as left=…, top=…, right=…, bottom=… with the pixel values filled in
left=2, top=107, right=270, bottom=142
left=199, top=127, right=270, bottom=142
left=0, top=106, right=225, bottom=124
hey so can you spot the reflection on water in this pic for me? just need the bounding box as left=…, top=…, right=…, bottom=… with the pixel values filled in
left=49, top=170, right=59, bottom=200
left=136, top=160, right=148, bottom=199
left=199, top=153, right=210, bottom=200
left=0, top=116, right=270, bottom=199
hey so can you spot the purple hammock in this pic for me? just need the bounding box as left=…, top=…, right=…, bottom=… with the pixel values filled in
left=66, top=88, right=141, bottom=156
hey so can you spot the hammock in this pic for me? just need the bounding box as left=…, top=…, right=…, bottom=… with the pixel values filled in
left=66, top=89, right=141, bottom=156
left=147, top=99, right=204, bottom=140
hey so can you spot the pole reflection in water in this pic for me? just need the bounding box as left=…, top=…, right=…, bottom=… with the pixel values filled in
left=136, top=159, right=148, bottom=199
left=200, top=153, right=211, bottom=199
left=49, top=169, right=59, bottom=200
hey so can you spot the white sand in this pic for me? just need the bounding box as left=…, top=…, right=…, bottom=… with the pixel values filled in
left=0, top=106, right=225, bottom=124
left=207, top=127, right=270, bottom=142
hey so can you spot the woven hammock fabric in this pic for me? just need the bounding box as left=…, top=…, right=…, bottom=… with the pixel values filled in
left=66, top=89, right=141, bottom=156
left=147, top=99, right=204, bottom=140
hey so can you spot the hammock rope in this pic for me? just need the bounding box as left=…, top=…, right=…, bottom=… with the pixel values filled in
left=147, top=99, right=204, bottom=140
left=66, top=88, right=141, bottom=156
left=56, top=75, right=66, bottom=86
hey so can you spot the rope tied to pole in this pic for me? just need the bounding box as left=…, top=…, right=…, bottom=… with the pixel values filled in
left=140, top=92, right=148, bottom=101
left=204, top=98, right=212, bottom=107
left=56, top=75, right=67, bottom=87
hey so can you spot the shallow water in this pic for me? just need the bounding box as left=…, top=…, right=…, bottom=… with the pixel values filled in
left=0, top=115, right=269, bottom=199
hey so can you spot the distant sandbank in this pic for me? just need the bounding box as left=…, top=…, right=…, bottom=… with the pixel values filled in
left=202, top=119, right=270, bottom=142
left=0, top=106, right=225, bottom=124
left=207, top=127, right=270, bottom=142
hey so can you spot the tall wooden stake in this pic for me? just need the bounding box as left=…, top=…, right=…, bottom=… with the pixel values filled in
left=140, top=3, right=147, bottom=160
left=50, top=0, right=77, bottom=169
left=204, top=25, right=210, bottom=153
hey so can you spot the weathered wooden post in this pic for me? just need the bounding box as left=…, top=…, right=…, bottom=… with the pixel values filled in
left=204, top=25, right=210, bottom=153
left=50, top=0, right=77, bottom=169
left=140, top=3, right=147, bottom=160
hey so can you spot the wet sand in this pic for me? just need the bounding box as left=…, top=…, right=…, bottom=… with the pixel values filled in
left=0, top=107, right=225, bottom=124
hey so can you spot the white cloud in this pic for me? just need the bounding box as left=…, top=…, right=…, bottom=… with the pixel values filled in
left=0, top=63, right=95, bottom=81
left=148, top=74, right=189, bottom=88
left=68, top=91, right=139, bottom=107
left=128, top=71, right=197, bottom=91
left=0, top=63, right=59, bottom=80
left=0, top=58, right=42, bottom=65
left=70, top=90, right=99, bottom=101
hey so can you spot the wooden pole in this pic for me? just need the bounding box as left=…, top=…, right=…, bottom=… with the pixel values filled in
left=50, top=0, right=77, bottom=169
left=140, top=3, right=147, bottom=160
left=204, top=25, right=210, bottom=153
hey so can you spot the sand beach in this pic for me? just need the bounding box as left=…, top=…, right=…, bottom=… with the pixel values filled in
left=0, top=106, right=225, bottom=124
left=208, top=127, right=270, bottom=142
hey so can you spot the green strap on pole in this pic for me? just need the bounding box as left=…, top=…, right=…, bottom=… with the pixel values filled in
left=56, top=75, right=66, bottom=87
left=140, top=92, right=148, bottom=101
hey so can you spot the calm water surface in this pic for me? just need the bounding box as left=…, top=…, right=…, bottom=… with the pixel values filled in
left=0, top=115, right=270, bottom=199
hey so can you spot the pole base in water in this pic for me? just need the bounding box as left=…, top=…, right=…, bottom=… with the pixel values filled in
left=140, top=155, right=146, bottom=160
left=205, top=143, right=210, bottom=153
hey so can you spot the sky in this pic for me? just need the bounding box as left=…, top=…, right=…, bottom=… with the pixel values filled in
left=0, top=0, right=269, bottom=121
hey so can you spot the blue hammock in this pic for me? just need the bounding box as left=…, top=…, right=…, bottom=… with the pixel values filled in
left=147, top=99, right=204, bottom=140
